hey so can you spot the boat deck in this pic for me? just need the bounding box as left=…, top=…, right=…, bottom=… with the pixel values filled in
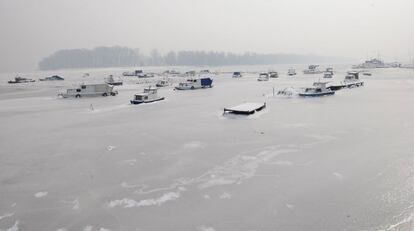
left=224, top=102, right=266, bottom=115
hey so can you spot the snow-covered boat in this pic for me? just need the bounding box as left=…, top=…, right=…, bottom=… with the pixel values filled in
left=258, top=73, right=269, bottom=81
left=269, top=71, right=279, bottom=78
left=299, top=82, right=335, bottom=97
left=303, top=65, right=323, bottom=74
left=105, top=75, right=123, bottom=86
left=175, top=77, right=213, bottom=90
left=328, top=72, right=364, bottom=91
left=39, top=75, right=64, bottom=81
left=287, top=68, right=296, bottom=76
left=123, top=70, right=143, bottom=77
left=130, top=87, right=165, bottom=104
left=223, top=102, right=266, bottom=115
left=156, top=79, right=170, bottom=87
left=58, top=83, right=118, bottom=98
left=232, top=72, right=242, bottom=78
left=8, top=76, right=35, bottom=84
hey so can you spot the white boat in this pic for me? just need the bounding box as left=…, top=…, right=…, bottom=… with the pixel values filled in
left=175, top=77, right=213, bottom=90
left=328, top=72, right=364, bottom=91
left=269, top=71, right=279, bottom=78
left=223, top=102, right=266, bottom=115
left=130, top=87, right=165, bottom=104
left=156, top=79, right=170, bottom=87
left=303, top=65, right=323, bottom=74
left=58, top=83, right=118, bottom=98
left=105, top=75, right=123, bottom=86
left=257, top=73, right=269, bottom=81
left=232, top=72, right=242, bottom=78
left=352, top=58, right=398, bottom=69
left=299, top=82, right=335, bottom=97
left=287, top=68, right=296, bottom=76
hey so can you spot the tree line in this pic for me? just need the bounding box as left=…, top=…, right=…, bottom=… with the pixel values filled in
left=38, top=46, right=348, bottom=70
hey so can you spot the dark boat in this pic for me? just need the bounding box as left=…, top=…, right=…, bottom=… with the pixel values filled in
left=223, top=102, right=266, bottom=115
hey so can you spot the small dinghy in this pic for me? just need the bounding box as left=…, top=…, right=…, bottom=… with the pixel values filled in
left=299, top=82, right=335, bottom=97
left=130, top=87, right=165, bottom=104
left=223, top=102, right=266, bottom=115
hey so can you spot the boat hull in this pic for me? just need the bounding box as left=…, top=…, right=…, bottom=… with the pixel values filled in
left=299, top=91, right=335, bottom=97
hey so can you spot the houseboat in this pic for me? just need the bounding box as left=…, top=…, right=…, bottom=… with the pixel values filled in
left=130, top=87, right=165, bottom=104
left=58, top=83, right=118, bottom=98
left=175, top=77, right=213, bottom=90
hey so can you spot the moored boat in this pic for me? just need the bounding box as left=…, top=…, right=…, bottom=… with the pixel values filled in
left=287, top=68, right=296, bottom=76
left=303, top=65, right=323, bottom=74
left=299, top=82, right=335, bottom=97
left=223, top=102, right=266, bottom=115
left=156, top=79, right=170, bottom=87
left=269, top=71, right=279, bottom=78
left=130, top=87, right=165, bottom=104
left=257, top=73, right=269, bottom=81
left=105, top=75, right=123, bottom=86
left=175, top=77, right=213, bottom=90
left=232, top=72, right=242, bottom=78
left=8, top=76, right=35, bottom=84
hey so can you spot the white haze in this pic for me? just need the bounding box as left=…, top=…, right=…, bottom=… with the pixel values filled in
left=0, top=0, right=414, bottom=72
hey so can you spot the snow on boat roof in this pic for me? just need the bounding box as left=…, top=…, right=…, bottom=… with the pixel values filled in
left=225, top=102, right=265, bottom=112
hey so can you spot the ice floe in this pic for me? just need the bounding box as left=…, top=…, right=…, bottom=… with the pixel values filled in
left=0, top=221, right=19, bottom=231
left=333, top=172, right=344, bottom=180
left=0, top=213, right=13, bottom=221
left=219, top=192, right=232, bottom=199
left=34, top=191, right=48, bottom=198
left=108, top=191, right=180, bottom=208
left=197, top=225, right=216, bottom=231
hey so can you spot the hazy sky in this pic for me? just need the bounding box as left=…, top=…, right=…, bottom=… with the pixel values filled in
left=1, top=0, right=413, bottom=72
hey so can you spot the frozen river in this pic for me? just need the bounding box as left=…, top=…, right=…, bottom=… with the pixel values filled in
left=1, top=65, right=414, bottom=231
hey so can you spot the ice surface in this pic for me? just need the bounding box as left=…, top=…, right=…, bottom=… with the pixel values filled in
left=1, top=65, right=414, bottom=230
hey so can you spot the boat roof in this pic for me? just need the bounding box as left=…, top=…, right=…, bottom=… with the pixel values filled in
left=225, top=102, right=265, bottom=112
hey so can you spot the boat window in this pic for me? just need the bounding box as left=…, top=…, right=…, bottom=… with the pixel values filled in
left=81, top=85, right=86, bottom=89
left=76, top=89, right=81, bottom=92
